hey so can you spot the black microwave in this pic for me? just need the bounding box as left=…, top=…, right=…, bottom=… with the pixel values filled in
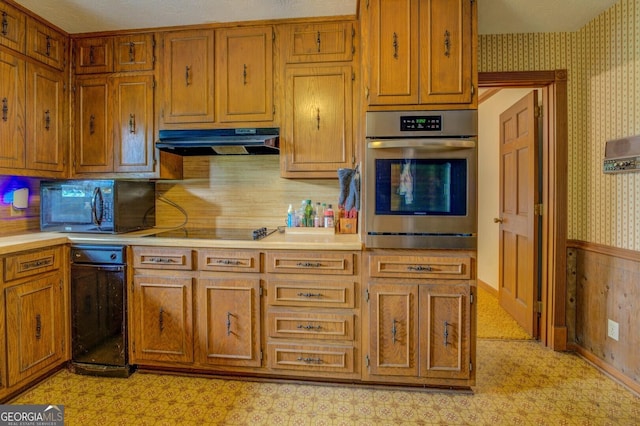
left=40, top=180, right=155, bottom=233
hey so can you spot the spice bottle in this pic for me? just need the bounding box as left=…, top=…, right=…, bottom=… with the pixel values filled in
left=324, top=204, right=335, bottom=228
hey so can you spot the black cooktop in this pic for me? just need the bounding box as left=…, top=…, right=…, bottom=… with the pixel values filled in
left=149, top=227, right=275, bottom=241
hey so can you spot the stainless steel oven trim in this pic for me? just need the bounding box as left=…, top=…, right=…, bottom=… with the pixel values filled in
left=367, top=138, right=476, bottom=150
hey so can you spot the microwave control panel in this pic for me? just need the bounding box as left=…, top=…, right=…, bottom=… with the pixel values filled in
left=603, top=156, right=640, bottom=173
left=400, top=115, right=442, bottom=132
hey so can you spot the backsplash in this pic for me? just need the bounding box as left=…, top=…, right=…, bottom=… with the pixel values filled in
left=479, top=0, right=640, bottom=251
left=155, top=156, right=341, bottom=230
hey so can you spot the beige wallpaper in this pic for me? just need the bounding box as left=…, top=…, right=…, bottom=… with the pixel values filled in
left=479, top=0, right=640, bottom=251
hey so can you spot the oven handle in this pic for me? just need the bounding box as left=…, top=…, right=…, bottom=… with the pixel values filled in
left=367, top=138, right=476, bottom=150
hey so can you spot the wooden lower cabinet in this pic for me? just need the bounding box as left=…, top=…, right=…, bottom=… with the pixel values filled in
left=0, top=245, right=67, bottom=402
left=364, top=251, right=476, bottom=388
left=197, top=276, right=261, bottom=367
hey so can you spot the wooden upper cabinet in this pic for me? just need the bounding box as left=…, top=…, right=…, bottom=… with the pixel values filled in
left=419, top=0, right=473, bottom=104
left=0, top=1, right=26, bottom=52
left=282, top=64, right=354, bottom=177
left=74, top=77, right=111, bottom=173
left=25, top=17, right=66, bottom=71
left=112, top=74, right=154, bottom=173
left=74, top=37, right=113, bottom=74
left=216, top=26, right=273, bottom=123
left=283, top=21, right=354, bottom=63
left=161, top=29, right=215, bottom=126
left=365, top=0, right=474, bottom=106
left=114, top=33, right=155, bottom=72
left=0, top=51, right=26, bottom=169
left=25, top=62, right=65, bottom=172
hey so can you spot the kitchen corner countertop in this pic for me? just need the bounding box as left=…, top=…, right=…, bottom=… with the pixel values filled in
left=0, top=229, right=362, bottom=254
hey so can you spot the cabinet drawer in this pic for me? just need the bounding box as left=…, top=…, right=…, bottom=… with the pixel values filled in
left=267, top=280, right=354, bottom=308
left=268, top=312, right=354, bottom=341
left=133, top=247, right=193, bottom=270
left=198, top=250, right=260, bottom=273
left=369, top=255, right=471, bottom=280
left=266, top=252, right=354, bottom=275
left=267, top=343, right=354, bottom=374
left=3, top=246, right=63, bottom=282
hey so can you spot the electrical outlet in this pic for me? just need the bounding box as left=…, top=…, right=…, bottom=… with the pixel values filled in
left=607, top=319, right=619, bottom=341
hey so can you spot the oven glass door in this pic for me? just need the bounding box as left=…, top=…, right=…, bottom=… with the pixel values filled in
left=374, top=158, right=467, bottom=216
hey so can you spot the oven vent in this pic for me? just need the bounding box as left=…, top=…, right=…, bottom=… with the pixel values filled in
left=603, top=135, right=640, bottom=173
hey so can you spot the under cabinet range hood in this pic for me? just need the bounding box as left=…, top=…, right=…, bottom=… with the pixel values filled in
left=156, top=128, right=279, bottom=155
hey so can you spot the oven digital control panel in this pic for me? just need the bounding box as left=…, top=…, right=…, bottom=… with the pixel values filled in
left=400, top=115, right=442, bottom=131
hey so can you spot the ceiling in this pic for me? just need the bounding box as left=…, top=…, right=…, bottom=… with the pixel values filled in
left=13, top=0, right=620, bottom=35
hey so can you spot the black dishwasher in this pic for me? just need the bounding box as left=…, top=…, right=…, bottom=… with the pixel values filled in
left=70, top=244, right=132, bottom=377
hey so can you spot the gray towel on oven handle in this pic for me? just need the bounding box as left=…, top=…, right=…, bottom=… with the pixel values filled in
left=338, top=166, right=360, bottom=211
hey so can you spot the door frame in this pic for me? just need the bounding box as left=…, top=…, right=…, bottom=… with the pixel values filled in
left=479, top=70, right=568, bottom=351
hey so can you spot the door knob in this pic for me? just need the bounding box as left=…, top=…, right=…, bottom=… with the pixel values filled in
left=493, top=217, right=503, bottom=223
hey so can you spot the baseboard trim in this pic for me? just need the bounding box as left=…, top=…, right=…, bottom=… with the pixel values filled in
left=478, top=280, right=498, bottom=297
left=573, top=345, right=640, bottom=396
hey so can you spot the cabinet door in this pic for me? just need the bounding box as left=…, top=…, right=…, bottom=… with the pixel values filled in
left=419, top=0, right=473, bottom=104
left=25, top=17, right=66, bottom=71
left=25, top=62, right=65, bottom=173
left=283, top=64, right=354, bottom=177
left=161, top=29, right=214, bottom=125
left=216, top=26, right=273, bottom=122
left=0, top=51, right=25, bottom=169
left=74, top=37, right=113, bottom=74
left=0, top=1, right=26, bottom=52
left=367, top=0, right=419, bottom=105
left=368, top=283, right=418, bottom=377
left=131, top=275, right=194, bottom=364
left=5, top=274, right=64, bottom=386
left=197, top=277, right=261, bottom=367
left=111, top=75, right=154, bottom=173
left=419, top=284, right=471, bottom=380
left=283, top=22, right=354, bottom=63
left=114, top=33, right=154, bottom=72
left=74, top=77, right=111, bottom=173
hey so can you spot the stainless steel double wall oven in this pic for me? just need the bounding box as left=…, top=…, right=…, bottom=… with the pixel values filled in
left=365, top=110, right=478, bottom=249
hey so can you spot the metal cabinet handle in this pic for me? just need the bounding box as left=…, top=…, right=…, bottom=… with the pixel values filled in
left=226, top=312, right=232, bottom=336
left=129, top=113, right=136, bottom=133
left=44, top=110, right=51, bottom=130
left=129, top=42, right=135, bottom=62
left=89, top=114, right=95, bottom=134
left=392, top=32, right=399, bottom=59
left=316, top=31, right=321, bottom=52
left=297, top=292, right=322, bottom=298
left=216, top=259, right=241, bottom=266
left=407, top=265, right=432, bottom=272
left=1, top=97, right=7, bottom=122
left=296, top=262, right=322, bottom=268
left=185, top=65, right=191, bottom=86
left=443, top=321, right=450, bottom=346
left=493, top=217, right=503, bottom=223
left=35, top=314, right=42, bottom=339
left=243, top=64, right=247, bottom=85
left=391, top=319, right=398, bottom=344
left=444, top=30, right=451, bottom=57
left=45, top=35, right=52, bottom=57
left=89, top=45, right=95, bottom=64
left=297, top=324, right=322, bottom=331
left=159, top=307, right=164, bottom=332
left=149, top=257, right=176, bottom=264
left=297, top=357, right=322, bottom=364
left=316, top=108, right=320, bottom=130
left=1, top=12, right=8, bottom=36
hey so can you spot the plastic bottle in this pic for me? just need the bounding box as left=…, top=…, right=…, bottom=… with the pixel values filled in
left=324, top=204, right=335, bottom=228
left=315, top=202, right=324, bottom=220
left=287, top=204, right=294, bottom=227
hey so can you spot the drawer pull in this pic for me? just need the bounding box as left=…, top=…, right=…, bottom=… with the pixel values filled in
left=129, top=41, right=136, bottom=62
left=149, top=257, right=176, bottom=264
left=216, top=259, right=242, bottom=266
left=391, top=318, right=398, bottom=344
left=297, top=292, right=323, bottom=298
left=296, top=262, right=322, bottom=268
left=297, top=356, right=323, bottom=364
left=1, top=12, right=8, bottom=36
left=35, top=314, right=42, bottom=340
left=226, top=312, right=233, bottom=336
left=443, top=321, right=449, bottom=346
left=159, top=307, right=164, bottom=332
left=2, top=97, right=8, bottom=122
left=296, top=324, right=322, bottom=331
left=407, top=265, right=432, bottom=272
